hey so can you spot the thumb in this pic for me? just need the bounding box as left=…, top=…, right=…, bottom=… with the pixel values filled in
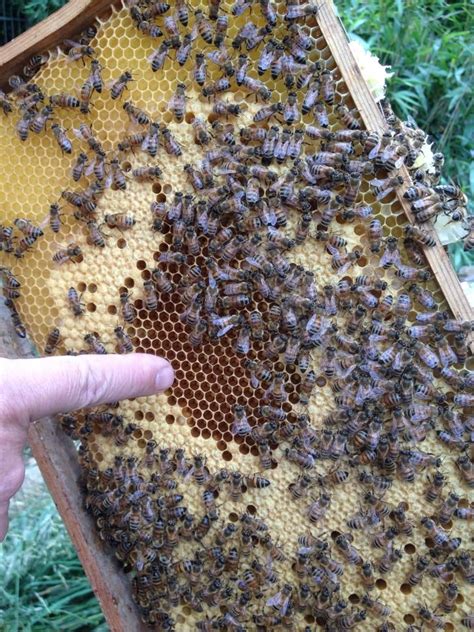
left=0, top=354, right=174, bottom=424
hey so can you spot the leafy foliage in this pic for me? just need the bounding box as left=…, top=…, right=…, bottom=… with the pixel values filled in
left=14, top=0, right=67, bottom=24
left=337, top=0, right=474, bottom=215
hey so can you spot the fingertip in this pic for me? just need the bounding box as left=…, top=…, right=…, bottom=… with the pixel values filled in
left=155, top=362, right=175, bottom=391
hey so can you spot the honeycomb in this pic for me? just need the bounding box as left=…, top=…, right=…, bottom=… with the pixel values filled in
left=0, top=1, right=473, bottom=630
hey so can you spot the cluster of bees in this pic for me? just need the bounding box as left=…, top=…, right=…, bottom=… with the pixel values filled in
left=0, top=0, right=473, bottom=630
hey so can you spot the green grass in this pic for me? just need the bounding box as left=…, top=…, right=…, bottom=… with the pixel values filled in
left=336, top=0, right=474, bottom=270
left=0, top=485, right=106, bottom=632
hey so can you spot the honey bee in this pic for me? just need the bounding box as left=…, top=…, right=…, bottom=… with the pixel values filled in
left=30, top=105, right=53, bottom=134
left=67, top=44, right=95, bottom=63
left=67, top=286, right=84, bottom=316
left=70, top=152, right=88, bottom=182
left=137, top=122, right=159, bottom=157
left=52, top=243, right=82, bottom=264
left=289, top=473, right=313, bottom=500
left=84, top=220, right=105, bottom=248
left=192, top=9, right=212, bottom=44
left=299, top=370, right=316, bottom=404
left=252, top=103, right=282, bottom=125
left=22, top=54, right=48, bottom=78
left=456, top=455, right=474, bottom=488
left=184, top=164, right=204, bottom=190
left=141, top=0, right=170, bottom=19
left=370, top=174, right=404, bottom=201
left=114, top=325, right=134, bottom=354
left=418, top=606, right=446, bottom=630
left=14, top=218, right=43, bottom=239
left=49, top=94, right=81, bottom=113
left=212, top=14, right=228, bottom=46
left=145, top=40, right=170, bottom=72
left=150, top=268, right=172, bottom=294
left=274, top=128, right=292, bottom=163
left=283, top=91, right=299, bottom=124
left=202, top=78, right=231, bottom=98
left=109, top=71, right=133, bottom=99
left=16, top=112, right=33, bottom=142
left=122, top=101, right=149, bottom=126
left=212, top=100, right=241, bottom=118
left=73, top=123, right=103, bottom=155
left=88, top=58, right=103, bottom=93
left=242, top=76, right=272, bottom=101
left=130, top=166, right=163, bottom=185
left=44, top=327, right=61, bottom=355
left=0, top=267, right=20, bottom=299
left=161, top=127, right=182, bottom=157
left=334, top=533, right=363, bottom=565
left=404, top=224, right=436, bottom=248
left=0, top=89, right=12, bottom=115
left=50, top=123, right=72, bottom=154
left=143, top=280, right=158, bottom=310
left=4, top=298, right=26, bottom=338
left=119, top=290, right=136, bottom=323
left=285, top=2, right=319, bottom=20
left=104, top=213, right=136, bottom=231
left=359, top=561, right=376, bottom=591
left=168, top=83, right=187, bottom=122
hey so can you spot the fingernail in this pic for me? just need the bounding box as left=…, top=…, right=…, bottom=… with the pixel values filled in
left=155, top=364, right=174, bottom=391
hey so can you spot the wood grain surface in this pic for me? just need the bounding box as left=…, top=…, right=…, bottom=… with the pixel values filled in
left=28, top=420, right=144, bottom=632
left=0, top=0, right=119, bottom=89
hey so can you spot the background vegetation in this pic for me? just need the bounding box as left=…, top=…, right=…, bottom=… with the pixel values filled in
left=337, top=0, right=473, bottom=271
left=0, top=1, right=472, bottom=630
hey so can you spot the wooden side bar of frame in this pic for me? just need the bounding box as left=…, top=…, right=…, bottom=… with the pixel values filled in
left=0, top=0, right=119, bottom=89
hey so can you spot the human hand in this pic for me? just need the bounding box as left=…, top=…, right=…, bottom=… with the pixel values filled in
left=0, top=353, right=174, bottom=541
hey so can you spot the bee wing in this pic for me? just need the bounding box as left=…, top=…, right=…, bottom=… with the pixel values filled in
left=105, top=78, right=119, bottom=90
left=280, top=595, right=291, bottom=616
left=369, top=178, right=386, bottom=187
left=337, top=261, right=353, bottom=275
left=85, top=158, right=96, bottom=176
left=183, top=465, right=194, bottom=481
left=38, top=213, right=51, bottom=230
left=105, top=173, right=114, bottom=189
left=208, top=272, right=217, bottom=289
left=250, top=374, right=260, bottom=389
left=376, top=188, right=390, bottom=201
left=190, top=23, right=199, bottom=41
left=63, top=38, right=83, bottom=49
left=266, top=591, right=283, bottom=609
left=73, top=127, right=86, bottom=140
left=368, top=143, right=381, bottom=160
left=216, top=323, right=235, bottom=337
left=379, top=249, right=393, bottom=268
left=394, top=155, right=406, bottom=169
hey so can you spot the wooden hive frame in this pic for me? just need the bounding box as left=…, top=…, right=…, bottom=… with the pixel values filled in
left=0, top=1, right=472, bottom=631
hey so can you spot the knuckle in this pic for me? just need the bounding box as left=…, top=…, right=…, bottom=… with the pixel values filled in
left=74, top=358, right=110, bottom=409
